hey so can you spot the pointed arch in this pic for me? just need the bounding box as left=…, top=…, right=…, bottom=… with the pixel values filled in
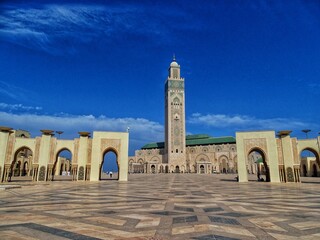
left=248, top=147, right=270, bottom=182
left=300, top=147, right=320, bottom=167
left=11, top=146, right=33, bottom=180
left=52, top=148, right=73, bottom=181
left=195, top=154, right=210, bottom=163
left=100, top=147, right=119, bottom=180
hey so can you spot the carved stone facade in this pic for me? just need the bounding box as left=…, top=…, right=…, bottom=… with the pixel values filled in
left=129, top=59, right=320, bottom=183
left=236, top=131, right=320, bottom=183
left=129, top=59, right=238, bottom=174
left=0, top=128, right=129, bottom=182
left=129, top=142, right=238, bottom=174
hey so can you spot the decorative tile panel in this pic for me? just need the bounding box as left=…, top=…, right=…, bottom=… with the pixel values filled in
left=5, top=134, right=14, bottom=164
left=33, top=137, right=41, bottom=164
left=73, top=139, right=79, bottom=164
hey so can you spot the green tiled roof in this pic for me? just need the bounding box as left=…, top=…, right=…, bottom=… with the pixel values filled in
left=186, top=136, right=236, bottom=146
left=141, top=134, right=236, bottom=149
left=186, top=134, right=211, bottom=140
left=141, top=142, right=165, bottom=149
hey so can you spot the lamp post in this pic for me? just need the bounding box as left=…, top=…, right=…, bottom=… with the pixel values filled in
left=302, top=129, right=311, bottom=139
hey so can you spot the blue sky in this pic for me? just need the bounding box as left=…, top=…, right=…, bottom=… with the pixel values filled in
left=1, top=0, right=320, bottom=156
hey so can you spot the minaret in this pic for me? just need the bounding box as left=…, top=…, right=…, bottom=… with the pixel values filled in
left=164, top=56, right=186, bottom=172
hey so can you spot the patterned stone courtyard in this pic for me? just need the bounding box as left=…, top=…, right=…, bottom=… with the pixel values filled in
left=1, top=174, right=320, bottom=240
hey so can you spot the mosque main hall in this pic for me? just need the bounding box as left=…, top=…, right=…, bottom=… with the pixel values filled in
left=128, top=58, right=238, bottom=174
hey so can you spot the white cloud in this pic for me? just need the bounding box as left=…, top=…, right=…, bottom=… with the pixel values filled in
left=0, top=81, right=34, bottom=101
left=0, top=111, right=164, bottom=154
left=0, top=4, right=147, bottom=54
left=1, top=110, right=317, bottom=154
left=188, top=113, right=315, bottom=131
left=0, top=3, right=202, bottom=55
left=0, top=103, right=42, bottom=111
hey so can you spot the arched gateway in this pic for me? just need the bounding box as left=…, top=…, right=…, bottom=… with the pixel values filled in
left=0, top=127, right=129, bottom=182
left=236, top=130, right=320, bottom=183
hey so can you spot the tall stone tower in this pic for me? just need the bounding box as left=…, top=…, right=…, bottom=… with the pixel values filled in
left=165, top=57, right=186, bottom=172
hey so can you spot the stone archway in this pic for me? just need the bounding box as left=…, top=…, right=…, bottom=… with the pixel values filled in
left=137, top=159, right=144, bottom=173
left=100, top=148, right=119, bottom=180
left=151, top=165, right=156, bottom=174
left=298, top=147, right=320, bottom=179
left=248, top=148, right=270, bottom=182
left=52, top=148, right=73, bottom=181
left=195, top=154, right=211, bottom=174
left=200, top=165, right=205, bottom=174
left=0, top=129, right=129, bottom=182
left=180, top=165, right=185, bottom=173
left=218, top=155, right=229, bottom=174
left=90, top=132, right=129, bottom=182
left=10, top=146, right=33, bottom=182
left=128, top=159, right=134, bottom=174
left=236, top=131, right=280, bottom=183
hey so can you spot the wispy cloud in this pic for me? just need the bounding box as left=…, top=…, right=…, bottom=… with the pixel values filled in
left=0, top=81, right=35, bottom=101
left=0, top=102, right=42, bottom=111
left=0, top=5, right=114, bottom=54
left=188, top=113, right=316, bottom=131
left=0, top=3, right=199, bottom=55
left=0, top=111, right=164, bottom=154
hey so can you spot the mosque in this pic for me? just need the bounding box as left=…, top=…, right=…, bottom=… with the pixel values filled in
left=128, top=58, right=320, bottom=183
left=129, top=58, right=249, bottom=175
left=0, top=58, right=319, bottom=183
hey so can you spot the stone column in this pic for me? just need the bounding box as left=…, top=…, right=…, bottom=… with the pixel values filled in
left=0, top=127, right=13, bottom=182
left=4, top=164, right=11, bottom=182
left=32, top=164, right=39, bottom=181
left=72, top=165, right=78, bottom=181
left=144, top=162, right=147, bottom=173
left=235, top=132, right=248, bottom=182
left=86, top=164, right=91, bottom=180
left=19, top=162, right=23, bottom=176
left=77, top=132, right=90, bottom=181
left=278, top=131, right=298, bottom=182
left=47, top=164, right=53, bottom=181
left=37, top=130, right=54, bottom=181
left=216, top=162, right=220, bottom=174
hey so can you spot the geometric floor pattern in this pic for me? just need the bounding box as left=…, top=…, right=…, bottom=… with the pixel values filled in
left=1, top=174, right=320, bottom=239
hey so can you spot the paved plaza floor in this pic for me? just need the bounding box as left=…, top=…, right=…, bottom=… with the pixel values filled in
left=1, top=174, right=320, bottom=240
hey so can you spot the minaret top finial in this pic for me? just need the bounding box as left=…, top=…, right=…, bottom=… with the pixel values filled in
left=173, top=54, right=176, bottom=62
